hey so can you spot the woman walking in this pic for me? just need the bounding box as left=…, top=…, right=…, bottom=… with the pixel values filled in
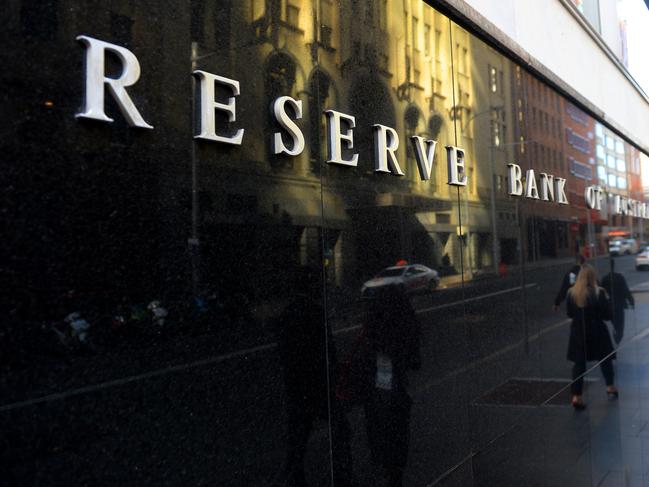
left=566, top=264, right=618, bottom=410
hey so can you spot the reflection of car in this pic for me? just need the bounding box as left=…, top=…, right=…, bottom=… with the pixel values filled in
left=361, top=264, right=440, bottom=297
left=610, top=239, right=637, bottom=256
left=636, top=247, right=649, bottom=270
left=609, top=240, right=622, bottom=256
left=625, top=239, right=639, bottom=254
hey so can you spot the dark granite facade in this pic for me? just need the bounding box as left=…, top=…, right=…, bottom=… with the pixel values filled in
left=2, top=1, right=649, bottom=486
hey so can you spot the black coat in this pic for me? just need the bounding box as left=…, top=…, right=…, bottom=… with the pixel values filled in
left=566, top=287, right=614, bottom=362
left=601, top=272, right=634, bottom=315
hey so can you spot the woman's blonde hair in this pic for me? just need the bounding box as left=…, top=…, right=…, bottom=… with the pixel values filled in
left=569, top=263, right=598, bottom=307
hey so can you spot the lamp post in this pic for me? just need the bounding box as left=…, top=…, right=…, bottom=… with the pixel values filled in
left=460, top=106, right=503, bottom=275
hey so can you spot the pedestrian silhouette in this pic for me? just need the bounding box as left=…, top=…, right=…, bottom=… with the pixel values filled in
left=601, top=258, right=634, bottom=344
left=273, top=266, right=352, bottom=487
left=566, top=264, right=618, bottom=410
left=361, top=284, right=421, bottom=487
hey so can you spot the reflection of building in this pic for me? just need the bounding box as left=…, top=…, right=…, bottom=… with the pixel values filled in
left=190, top=1, right=473, bottom=292
left=462, top=35, right=517, bottom=269
left=595, top=122, right=643, bottom=240
left=563, top=100, right=597, bottom=254
left=513, top=68, right=576, bottom=261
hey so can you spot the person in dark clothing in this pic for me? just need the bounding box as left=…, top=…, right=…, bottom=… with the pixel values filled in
left=553, top=254, right=587, bottom=311
left=566, top=264, right=617, bottom=410
left=273, top=267, right=352, bottom=487
left=601, top=258, right=634, bottom=344
left=361, top=285, right=421, bottom=487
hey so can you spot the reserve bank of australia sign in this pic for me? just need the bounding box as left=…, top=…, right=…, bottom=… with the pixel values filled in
left=75, top=35, right=649, bottom=218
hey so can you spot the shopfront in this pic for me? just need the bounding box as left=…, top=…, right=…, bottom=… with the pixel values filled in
left=2, top=1, right=649, bottom=485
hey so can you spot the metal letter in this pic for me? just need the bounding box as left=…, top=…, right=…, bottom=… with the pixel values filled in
left=612, top=194, right=621, bottom=215
left=76, top=35, right=153, bottom=129
left=373, top=124, right=404, bottom=175
left=410, top=136, right=437, bottom=181
left=193, top=70, right=244, bottom=145
left=525, top=169, right=539, bottom=199
left=272, top=96, right=305, bottom=156
left=584, top=186, right=596, bottom=209
left=507, top=163, right=523, bottom=196
left=325, top=110, right=359, bottom=166
left=539, top=173, right=554, bottom=201
left=446, top=146, right=467, bottom=186
left=595, top=186, right=604, bottom=211
left=554, top=177, right=569, bottom=205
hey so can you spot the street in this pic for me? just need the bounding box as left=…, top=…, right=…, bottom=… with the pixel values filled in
left=3, top=255, right=649, bottom=486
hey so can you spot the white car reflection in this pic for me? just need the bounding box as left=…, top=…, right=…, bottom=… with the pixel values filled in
left=636, top=247, right=649, bottom=270
left=361, top=264, right=440, bottom=297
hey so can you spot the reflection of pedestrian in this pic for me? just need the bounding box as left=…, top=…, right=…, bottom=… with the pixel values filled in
left=362, top=285, right=421, bottom=487
left=566, top=264, right=617, bottom=410
left=553, top=254, right=586, bottom=311
left=273, top=267, right=351, bottom=487
left=601, top=259, right=634, bottom=344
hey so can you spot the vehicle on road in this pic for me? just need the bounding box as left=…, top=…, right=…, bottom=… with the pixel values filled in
left=636, top=247, right=649, bottom=270
left=610, top=238, right=638, bottom=256
left=361, top=264, right=440, bottom=297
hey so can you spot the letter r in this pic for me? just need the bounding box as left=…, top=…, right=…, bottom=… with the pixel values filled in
left=76, top=35, right=153, bottom=129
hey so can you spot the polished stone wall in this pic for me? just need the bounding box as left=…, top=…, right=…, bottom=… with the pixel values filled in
left=2, top=1, right=648, bottom=486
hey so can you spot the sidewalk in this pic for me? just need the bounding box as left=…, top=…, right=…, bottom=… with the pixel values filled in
left=477, top=281, right=649, bottom=487
left=581, top=283, right=649, bottom=487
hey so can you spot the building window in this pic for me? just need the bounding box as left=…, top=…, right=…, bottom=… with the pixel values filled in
left=570, top=159, right=593, bottom=180
left=320, top=25, right=333, bottom=48
left=616, top=158, right=625, bottom=172
left=606, top=135, right=615, bottom=151
left=543, top=112, right=549, bottom=134
left=412, top=16, right=419, bottom=50
left=565, top=101, right=589, bottom=126
left=424, top=23, right=431, bottom=56
left=250, top=0, right=264, bottom=21
left=618, top=176, right=627, bottom=189
left=286, top=4, right=300, bottom=27
left=491, top=109, right=504, bottom=147
left=595, top=122, right=603, bottom=138
left=566, top=129, right=591, bottom=154
left=457, top=44, right=468, bottom=74
left=607, top=154, right=615, bottom=168
left=615, top=140, right=625, bottom=155
left=596, top=144, right=605, bottom=159
left=597, top=165, right=606, bottom=180
left=608, top=173, right=617, bottom=187
left=489, top=66, right=498, bottom=93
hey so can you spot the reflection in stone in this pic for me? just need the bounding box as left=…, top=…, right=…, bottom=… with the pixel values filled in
left=360, top=285, right=421, bottom=487
left=273, top=266, right=352, bottom=487
left=566, top=264, right=617, bottom=408
left=601, top=258, right=634, bottom=344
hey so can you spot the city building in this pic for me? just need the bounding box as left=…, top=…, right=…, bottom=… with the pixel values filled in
left=2, top=1, right=649, bottom=486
